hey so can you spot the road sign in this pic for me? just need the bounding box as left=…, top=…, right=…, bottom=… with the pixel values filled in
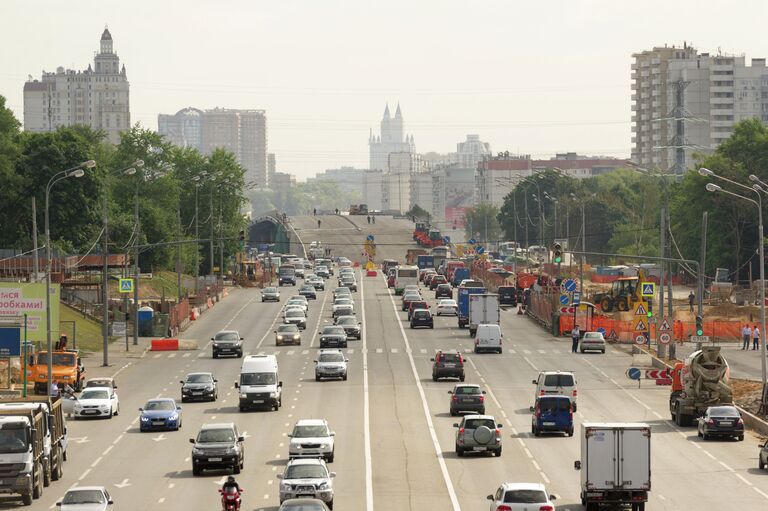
left=563, top=279, right=577, bottom=292
left=111, top=321, right=127, bottom=337
left=634, top=319, right=647, bottom=331
left=659, top=332, right=671, bottom=344
left=475, top=246, right=485, bottom=255
left=443, top=236, right=451, bottom=244
left=0, top=326, right=21, bottom=357
left=689, top=335, right=710, bottom=342
left=468, top=238, right=476, bottom=245
left=597, top=327, right=606, bottom=335
left=119, top=278, right=134, bottom=294
left=572, top=291, right=581, bottom=305
left=641, top=282, right=655, bottom=297
left=645, top=369, right=671, bottom=379
left=634, top=303, right=647, bottom=316
left=366, top=234, right=375, bottom=241
left=626, top=368, right=642, bottom=380
left=607, top=329, right=618, bottom=341
left=559, top=294, right=569, bottom=305
left=635, top=334, right=646, bottom=345
left=659, top=319, right=671, bottom=332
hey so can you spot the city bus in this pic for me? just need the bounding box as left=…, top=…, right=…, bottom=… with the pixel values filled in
left=394, top=265, right=419, bottom=295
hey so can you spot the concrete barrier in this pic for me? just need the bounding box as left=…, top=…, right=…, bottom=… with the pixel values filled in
left=178, top=339, right=199, bottom=351
left=151, top=339, right=179, bottom=351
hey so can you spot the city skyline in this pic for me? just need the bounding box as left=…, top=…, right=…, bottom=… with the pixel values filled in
left=2, top=0, right=768, bottom=180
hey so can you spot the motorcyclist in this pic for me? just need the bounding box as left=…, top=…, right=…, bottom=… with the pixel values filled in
left=222, top=476, right=241, bottom=493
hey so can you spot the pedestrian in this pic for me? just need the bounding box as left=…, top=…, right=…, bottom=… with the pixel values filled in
left=49, top=379, right=60, bottom=397
left=317, top=219, right=321, bottom=229
left=313, top=208, right=317, bottom=216
left=753, top=325, right=760, bottom=350
left=367, top=215, right=371, bottom=224
left=57, top=334, right=68, bottom=351
left=742, top=324, right=752, bottom=350
left=571, top=324, right=581, bottom=353
left=688, top=291, right=695, bottom=313
left=372, top=215, right=375, bottom=224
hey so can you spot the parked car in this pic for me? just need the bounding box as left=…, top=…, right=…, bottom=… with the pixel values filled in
left=276, top=324, right=302, bottom=346
left=486, top=483, right=556, bottom=511
left=139, top=398, right=182, bottom=431
left=180, top=372, right=218, bottom=402
left=435, top=284, right=453, bottom=299
left=212, top=330, right=244, bottom=358
left=407, top=300, right=429, bottom=320
left=190, top=422, right=245, bottom=476
left=410, top=309, right=434, bottom=329
left=318, top=326, right=348, bottom=349
left=315, top=349, right=348, bottom=381
left=299, top=285, right=317, bottom=300
left=431, top=350, right=465, bottom=381
left=579, top=331, right=606, bottom=353
left=449, top=384, right=486, bottom=416
left=262, top=287, right=281, bottom=302
left=454, top=414, right=503, bottom=457
left=73, top=386, right=119, bottom=419
left=278, top=458, right=336, bottom=508
left=532, top=371, right=578, bottom=412
left=57, top=487, right=114, bottom=511
left=335, top=316, right=361, bottom=339
left=288, top=418, right=336, bottom=462
left=436, top=298, right=458, bottom=316
left=530, top=395, right=573, bottom=437
left=697, top=405, right=744, bottom=441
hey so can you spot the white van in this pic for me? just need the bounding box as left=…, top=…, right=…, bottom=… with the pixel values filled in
left=532, top=371, right=578, bottom=411
left=474, top=324, right=503, bottom=354
left=235, top=355, right=282, bottom=412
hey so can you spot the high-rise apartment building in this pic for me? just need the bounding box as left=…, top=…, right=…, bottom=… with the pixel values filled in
left=159, top=108, right=268, bottom=188
left=23, top=29, right=130, bottom=144
left=632, top=43, right=768, bottom=173
left=456, top=135, right=491, bottom=169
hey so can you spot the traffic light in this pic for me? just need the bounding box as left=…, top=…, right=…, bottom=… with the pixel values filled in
left=646, top=300, right=653, bottom=318
left=239, top=230, right=245, bottom=242
left=553, top=243, right=562, bottom=264
left=695, top=315, right=704, bottom=336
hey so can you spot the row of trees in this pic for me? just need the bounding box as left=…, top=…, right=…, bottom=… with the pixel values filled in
left=461, top=119, right=768, bottom=283
left=0, top=96, right=247, bottom=275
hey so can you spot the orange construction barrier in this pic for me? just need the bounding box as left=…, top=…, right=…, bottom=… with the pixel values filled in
left=151, top=339, right=179, bottom=351
left=366, top=270, right=377, bottom=277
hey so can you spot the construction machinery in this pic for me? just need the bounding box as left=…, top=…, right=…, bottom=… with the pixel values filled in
left=669, top=346, right=732, bottom=427
left=349, top=204, right=369, bottom=215
left=591, top=269, right=650, bottom=313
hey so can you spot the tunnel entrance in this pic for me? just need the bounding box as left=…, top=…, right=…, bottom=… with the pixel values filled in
left=249, top=216, right=290, bottom=254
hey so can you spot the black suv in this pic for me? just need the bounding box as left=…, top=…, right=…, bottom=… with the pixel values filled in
left=449, top=384, right=486, bottom=415
left=181, top=372, right=218, bottom=402
left=431, top=350, right=465, bottom=381
left=190, top=422, right=245, bottom=476
left=435, top=284, right=452, bottom=299
left=410, top=309, right=434, bottom=329
left=498, top=286, right=517, bottom=306
left=211, top=330, right=243, bottom=358
left=319, top=326, right=348, bottom=348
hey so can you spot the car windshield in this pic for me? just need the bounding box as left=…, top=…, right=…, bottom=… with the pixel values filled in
left=0, top=428, right=28, bottom=453
left=293, top=425, right=329, bottom=437
left=197, top=428, right=235, bottom=443
left=584, top=333, right=603, bottom=339
left=86, top=379, right=111, bottom=387
left=539, top=398, right=570, bottom=411
left=319, top=353, right=345, bottom=362
left=301, top=286, right=314, bottom=291
left=241, top=372, right=276, bottom=385
left=186, top=374, right=213, bottom=383
left=338, top=318, right=355, bottom=325
left=144, top=400, right=176, bottom=411
left=215, top=332, right=239, bottom=341
left=278, top=325, right=299, bottom=333
left=264, top=288, right=277, bottom=293
left=285, top=464, right=327, bottom=479
left=287, top=301, right=304, bottom=307
left=543, top=374, right=575, bottom=386
left=36, top=353, right=75, bottom=366
left=80, top=389, right=109, bottom=400
left=335, top=299, right=352, bottom=305
left=464, top=418, right=495, bottom=429
left=63, top=490, right=106, bottom=504
left=322, top=327, right=345, bottom=335
left=440, top=353, right=460, bottom=363
left=709, top=406, right=739, bottom=416
left=503, top=489, right=548, bottom=504
left=439, top=300, right=457, bottom=306
left=287, top=310, right=304, bottom=317
left=414, top=311, right=429, bottom=318
left=455, top=386, right=481, bottom=395
left=316, top=266, right=327, bottom=271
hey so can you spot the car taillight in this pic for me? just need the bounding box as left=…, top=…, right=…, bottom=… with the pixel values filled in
left=496, top=506, right=512, bottom=511
left=475, top=339, right=479, bottom=345
left=539, top=506, right=554, bottom=511
left=479, top=395, right=485, bottom=402
left=540, top=390, right=546, bottom=396
left=572, top=389, right=577, bottom=397
left=536, top=407, right=541, bottom=418
left=737, top=418, right=744, bottom=425
left=451, top=395, right=457, bottom=402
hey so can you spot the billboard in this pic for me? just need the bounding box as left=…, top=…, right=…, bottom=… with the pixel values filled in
left=0, top=283, right=60, bottom=343
left=444, top=176, right=473, bottom=230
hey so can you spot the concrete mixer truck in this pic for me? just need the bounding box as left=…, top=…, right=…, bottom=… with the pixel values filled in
left=669, top=346, right=732, bottom=427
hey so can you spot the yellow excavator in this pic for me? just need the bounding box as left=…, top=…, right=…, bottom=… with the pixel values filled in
left=591, top=269, right=651, bottom=313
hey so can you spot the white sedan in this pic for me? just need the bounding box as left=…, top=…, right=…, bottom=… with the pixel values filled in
left=58, top=486, right=114, bottom=510
left=436, top=299, right=459, bottom=316
left=487, top=482, right=556, bottom=511
left=73, top=387, right=120, bottom=419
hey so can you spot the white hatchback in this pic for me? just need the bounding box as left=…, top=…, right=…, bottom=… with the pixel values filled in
left=487, top=482, right=556, bottom=511
left=436, top=299, right=458, bottom=316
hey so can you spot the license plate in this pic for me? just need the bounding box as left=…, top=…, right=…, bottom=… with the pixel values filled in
left=221, top=349, right=231, bottom=352
left=208, top=457, right=222, bottom=462
left=192, top=391, right=203, bottom=395
left=298, top=486, right=314, bottom=493
left=83, top=410, right=98, bottom=415
left=719, top=421, right=732, bottom=426
left=152, top=421, right=164, bottom=425
left=543, top=422, right=555, bottom=426
left=444, top=363, right=455, bottom=368
left=252, top=399, right=264, bottom=404
left=479, top=340, right=487, bottom=344
left=473, top=446, right=487, bottom=451
left=462, top=398, right=474, bottom=403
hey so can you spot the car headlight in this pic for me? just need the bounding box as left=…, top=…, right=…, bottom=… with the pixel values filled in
left=140, top=416, right=150, bottom=422
left=169, top=414, right=178, bottom=421
left=280, top=482, right=291, bottom=491
left=192, top=447, right=203, bottom=455
left=269, top=392, right=277, bottom=398
left=100, top=404, right=110, bottom=409
left=318, top=443, right=328, bottom=448
left=318, top=482, right=330, bottom=490
left=74, top=404, right=82, bottom=410
left=240, top=393, right=247, bottom=398
left=277, top=335, right=284, bottom=340
left=293, top=335, right=300, bottom=340
left=226, top=446, right=238, bottom=455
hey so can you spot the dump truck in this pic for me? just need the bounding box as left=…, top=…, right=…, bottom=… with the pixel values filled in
left=669, top=346, right=732, bottom=427
left=0, top=407, right=46, bottom=505
left=574, top=422, right=651, bottom=511
left=0, top=397, right=67, bottom=487
left=28, top=350, right=84, bottom=394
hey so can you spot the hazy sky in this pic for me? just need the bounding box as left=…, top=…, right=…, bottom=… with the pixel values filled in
left=2, top=0, right=768, bottom=180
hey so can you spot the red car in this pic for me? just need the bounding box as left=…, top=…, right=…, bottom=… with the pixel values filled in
left=408, top=300, right=430, bottom=320
left=387, top=273, right=395, bottom=288
left=430, top=275, right=447, bottom=290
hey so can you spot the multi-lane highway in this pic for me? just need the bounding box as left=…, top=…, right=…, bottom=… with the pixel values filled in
left=13, top=218, right=768, bottom=511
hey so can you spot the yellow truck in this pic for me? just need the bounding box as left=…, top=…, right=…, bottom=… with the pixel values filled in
left=27, top=350, right=84, bottom=395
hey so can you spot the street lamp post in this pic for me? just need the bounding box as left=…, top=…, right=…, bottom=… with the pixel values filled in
left=45, top=160, right=95, bottom=394
left=702, top=168, right=767, bottom=412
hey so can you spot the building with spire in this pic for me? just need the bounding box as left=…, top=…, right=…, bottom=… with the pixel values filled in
left=369, top=103, right=416, bottom=171
left=23, top=28, right=131, bottom=144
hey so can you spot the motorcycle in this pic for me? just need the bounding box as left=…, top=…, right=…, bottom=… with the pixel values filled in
left=218, top=487, right=243, bottom=511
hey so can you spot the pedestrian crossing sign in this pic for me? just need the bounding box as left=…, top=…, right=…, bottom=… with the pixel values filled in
left=119, top=278, right=134, bottom=293
left=641, top=282, right=655, bottom=297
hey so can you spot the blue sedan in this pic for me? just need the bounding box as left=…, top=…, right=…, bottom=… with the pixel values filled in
left=139, top=398, right=182, bottom=431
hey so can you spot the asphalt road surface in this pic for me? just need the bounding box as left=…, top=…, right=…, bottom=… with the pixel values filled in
left=13, top=223, right=768, bottom=510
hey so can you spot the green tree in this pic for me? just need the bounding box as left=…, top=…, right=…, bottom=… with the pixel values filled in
left=464, top=203, right=502, bottom=244
left=406, top=204, right=430, bottom=221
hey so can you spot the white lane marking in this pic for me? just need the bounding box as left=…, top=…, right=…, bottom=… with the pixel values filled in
left=348, top=349, right=355, bottom=354
left=376, top=348, right=383, bottom=354
left=302, top=350, right=309, bottom=355
left=391, top=348, right=398, bottom=354
left=360, top=270, right=374, bottom=511
left=287, top=350, right=295, bottom=355
left=523, top=356, right=539, bottom=371
left=112, top=434, right=124, bottom=445
left=114, top=478, right=131, bottom=488
left=168, top=483, right=174, bottom=489
left=158, top=497, right=166, bottom=503
left=78, top=468, right=91, bottom=481
left=735, top=474, right=753, bottom=486
left=197, top=353, right=205, bottom=358
left=182, top=353, right=190, bottom=358
left=167, top=353, right=176, bottom=358
left=753, top=486, right=768, bottom=499
left=153, top=353, right=161, bottom=359
left=420, top=349, right=427, bottom=354
left=385, top=281, right=461, bottom=511
left=309, top=289, right=331, bottom=348
left=102, top=445, right=113, bottom=456
left=90, top=457, right=102, bottom=468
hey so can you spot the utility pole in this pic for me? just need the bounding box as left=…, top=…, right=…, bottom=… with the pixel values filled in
left=31, top=198, right=39, bottom=281
left=696, top=212, right=707, bottom=352
left=177, top=202, right=182, bottom=303
left=579, top=202, right=586, bottom=294
left=102, top=189, right=109, bottom=366
left=133, top=183, right=140, bottom=346
left=219, top=191, right=224, bottom=283
left=209, top=189, right=215, bottom=279
left=658, top=207, right=667, bottom=358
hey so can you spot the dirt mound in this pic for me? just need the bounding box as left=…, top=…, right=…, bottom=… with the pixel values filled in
left=732, top=378, right=767, bottom=419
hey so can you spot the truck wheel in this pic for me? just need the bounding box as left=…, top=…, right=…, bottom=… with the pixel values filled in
left=739, top=434, right=744, bottom=441
left=567, top=427, right=574, bottom=437
left=600, top=298, right=612, bottom=312
left=22, top=489, right=32, bottom=506
left=617, top=298, right=629, bottom=311
left=52, top=456, right=62, bottom=481
left=43, top=459, right=50, bottom=487
left=760, top=459, right=765, bottom=470
left=32, top=463, right=42, bottom=498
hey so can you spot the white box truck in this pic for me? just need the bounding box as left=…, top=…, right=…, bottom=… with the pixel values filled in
left=574, top=422, right=651, bottom=511
left=468, top=293, right=500, bottom=337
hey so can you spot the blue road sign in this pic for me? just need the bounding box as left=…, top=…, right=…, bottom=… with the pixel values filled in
left=641, top=282, right=655, bottom=297
left=0, top=327, right=21, bottom=357
left=258, top=243, right=269, bottom=251
left=572, top=291, right=581, bottom=305
left=563, top=279, right=577, bottom=292
left=468, top=238, right=476, bottom=245
left=626, top=367, right=642, bottom=381
left=443, top=236, right=451, bottom=244
left=475, top=246, right=485, bottom=255
left=559, top=294, right=569, bottom=305
left=597, top=327, right=606, bottom=335
left=367, top=234, right=375, bottom=242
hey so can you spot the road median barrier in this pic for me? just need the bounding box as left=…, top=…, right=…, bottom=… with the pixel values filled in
left=151, top=339, right=178, bottom=351
left=178, top=339, right=199, bottom=350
